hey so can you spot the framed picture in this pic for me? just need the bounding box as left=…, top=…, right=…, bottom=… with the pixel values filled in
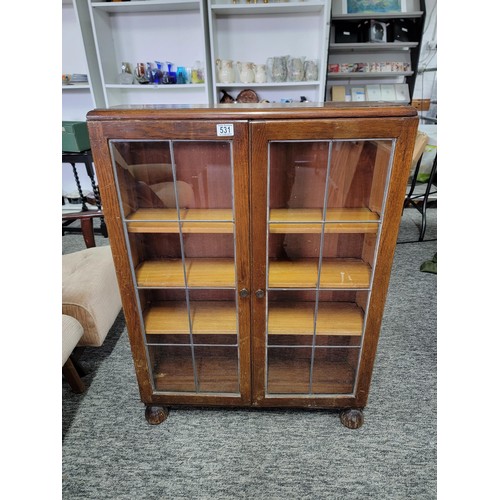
left=394, top=83, right=410, bottom=102
left=380, top=84, right=396, bottom=101
left=342, top=0, right=406, bottom=14
left=351, top=87, right=366, bottom=102
left=366, top=84, right=381, bottom=101
left=331, top=85, right=347, bottom=102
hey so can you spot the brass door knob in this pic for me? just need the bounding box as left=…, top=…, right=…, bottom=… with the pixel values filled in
left=239, top=288, right=249, bottom=298
left=255, top=289, right=265, bottom=299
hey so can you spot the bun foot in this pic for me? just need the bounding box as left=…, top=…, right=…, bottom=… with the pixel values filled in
left=145, top=405, right=169, bottom=425
left=340, top=408, right=364, bottom=429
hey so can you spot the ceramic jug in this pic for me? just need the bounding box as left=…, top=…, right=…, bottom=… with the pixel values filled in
left=236, top=61, right=255, bottom=84
left=216, top=59, right=234, bottom=84
left=266, top=56, right=288, bottom=83
left=254, top=64, right=267, bottom=83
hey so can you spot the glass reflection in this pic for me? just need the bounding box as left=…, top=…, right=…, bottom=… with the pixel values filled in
left=265, top=139, right=393, bottom=397
left=111, top=140, right=240, bottom=395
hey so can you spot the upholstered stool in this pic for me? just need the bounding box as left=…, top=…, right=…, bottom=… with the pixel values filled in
left=62, top=245, right=122, bottom=347
left=62, top=314, right=85, bottom=393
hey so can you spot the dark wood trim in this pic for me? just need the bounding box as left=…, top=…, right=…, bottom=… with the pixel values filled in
left=87, top=103, right=417, bottom=122
left=249, top=122, right=270, bottom=405
left=354, top=116, right=419, bottom=407
left=62, top=356, right=86, bottom=394
left=88, top=120, right=155, bottom=404
left=232, top=121, right=252, bottom=404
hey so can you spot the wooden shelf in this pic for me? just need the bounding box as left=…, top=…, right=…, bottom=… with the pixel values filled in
left=136, top=258, right=235, bottom=288
left=106, top=83, right=206, bottom=90
left=267, top=357, right=356, bottom=394
left=145, top=301, right=236, bottom=334
left=211, top=2, right=326, bottom=16
left=268, top=302, right=363, bottom=336
left=331, top=11, right=424, bottom=21
left=328, top=71, right=413, bottom=79
left=215, top=81, right=320, bottom=88
left=128, top=207, right=379, bottom=235
left=127, top=208, right=234, bottom=233
left=269, top=208, right=379, bottom=233
left=269, top=259, right=371, bottom=288
left=152, top=352, right=239, bottom=393
left=62, top=83, right=91, bottom=90
left=92, top=0, right=200, bottom=14
left=329, top=42, right=418, bottom=52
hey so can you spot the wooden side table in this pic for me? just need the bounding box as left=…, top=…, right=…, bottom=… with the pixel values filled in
left=62, top=149, right=107, bottom=238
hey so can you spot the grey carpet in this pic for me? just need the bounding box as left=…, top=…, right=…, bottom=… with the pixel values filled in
left=62, top=208, right=437, bottom=500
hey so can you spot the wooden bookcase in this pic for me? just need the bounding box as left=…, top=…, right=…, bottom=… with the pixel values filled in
left=87, top=103, right=418, bottom=428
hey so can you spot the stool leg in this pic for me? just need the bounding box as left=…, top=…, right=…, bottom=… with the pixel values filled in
left=418, top=155, right=437, bottom=241
left=80, top=217, right=96, bottom=249
left=404, top=155, right=423, bottom=210
left=62, top=356, right=86, bottom=393
left=83, top=159, right=108, bottom=237
left=70, top=162, right=88, bottom=212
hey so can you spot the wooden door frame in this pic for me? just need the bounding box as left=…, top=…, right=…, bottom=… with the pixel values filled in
left=249, top=117, right=418, bottom=409
left=88, top=118, right=253, bottom=407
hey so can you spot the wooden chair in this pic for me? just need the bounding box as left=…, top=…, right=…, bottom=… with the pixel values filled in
left=62, top=210, right=104, bottom=249
left=403, top=131, right=437, bottom=241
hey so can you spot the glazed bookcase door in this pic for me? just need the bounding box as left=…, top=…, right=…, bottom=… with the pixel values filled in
left=251, top=118, right=404, bottom=407
left=99, top=120, right=251, bottom=405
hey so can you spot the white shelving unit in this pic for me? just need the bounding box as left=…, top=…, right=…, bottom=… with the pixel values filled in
left=62, top=0, right=100, bottom=121
left=64, top=1, right=334, bottom=108
left=207, top=0, right=331, bottom=104
left=62, top=0, right=105, bottom=197
left=326, top=0, right=425, bottom=103
left=62, top=0, right=334, bottom=200
left=84, top=0, right=212, bottom=106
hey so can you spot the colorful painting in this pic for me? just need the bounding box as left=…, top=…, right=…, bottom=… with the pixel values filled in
left=347, top=0, right=402, bottom=14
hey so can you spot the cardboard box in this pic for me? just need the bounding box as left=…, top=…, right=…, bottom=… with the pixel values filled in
left=62, top=121, right=91, bottom=152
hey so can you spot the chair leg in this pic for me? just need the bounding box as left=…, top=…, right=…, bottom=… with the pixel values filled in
left=418, top=155, right=437, bottom=241
left=80, top=217, right=96, bottom=249
left=71, top=355, right=87, bottom=378
left=62, top=356, right=86, bottom=393
left=404, top=155, right=423, bottom=210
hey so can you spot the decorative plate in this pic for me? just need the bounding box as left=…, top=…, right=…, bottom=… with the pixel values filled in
left=236, top=89, right=259, bottom=103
